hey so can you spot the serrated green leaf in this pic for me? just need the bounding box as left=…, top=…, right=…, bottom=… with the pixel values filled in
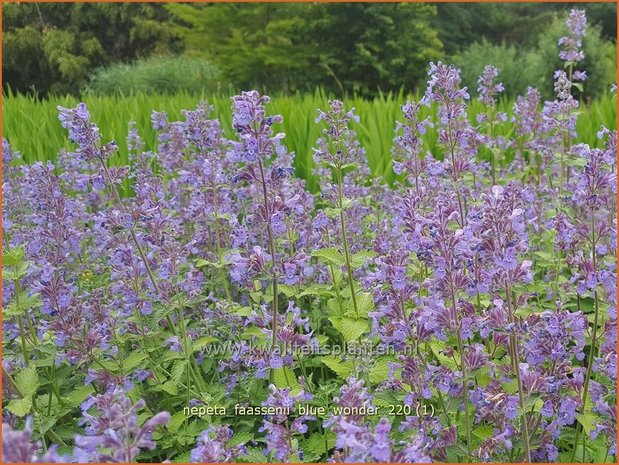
left=313, top=248, right=345, bottom=266
left=171, top=361, right=187, bottom=383
left=123, top=352, right=147, bottom=371
left=2, top=246, right=25, bottom=267
left=369, top=358, right=392, bottom=384
left=65, top=386, right=95, bottom=408
left=16, top=367, right=39, bottom=398
left=339, top=317, right=368, bottom=342
left=326, top=299, right=343, bottom=318
left=474, top=365, right=492, bottom=387
left=340, top=197, right=354, bottom=209
left=472, top=425, right=494, bottom=440
left=227, top=431, right=253, bottom=447
left=304, top=431, right=335, bottom=456
left=502, top=379, right=519, bottom=395
left=346, top=292, right=374, bottom=318
left=7, top=397, right=33, bottom=417
left=167, top=411, right=187, bottom=434
left=161, top=381, right=178, bottom=395
left=350, top=251, right=376, bottom=268
left=272, top=367, right=300, bottom=394
left=172, top=452, right=192, bottom=463
left=193, top=336, right=218, bottom=352
left=576, top=412, right=596, bottom=434
left=238, top=447, right=268, bottom=463
left=322, top=356, right=354, bottom=379
left=373, top=390, right=401, bottom=407
left=278, top=284, right=296, bottom=298
left=429, top=342, right=459, bottom=370
left=534, top=251, right=553, bottom=261
left=2, top=262, right=30, bottom=281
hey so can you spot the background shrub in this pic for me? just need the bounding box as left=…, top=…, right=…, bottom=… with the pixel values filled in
left=456, top=13, right=616, bottom=100
left=86, top=55, right=224, bottom=95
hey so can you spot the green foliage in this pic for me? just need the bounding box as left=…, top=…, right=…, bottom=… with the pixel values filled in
left=87, top=55, right=224, bottom=95
left=167, top=3, right=316, bottom=94
left=434, top=3, right=616, bottom=54
left=7, top=367, right=38, bottom=417
left=2, top=3, right=181, bottom=96
left=455, top=13, right=616, bottom=100
left=455, top=40, right=545, bottom=99
left=167, top=3, right=443, bottom=96
left=3, top=3, right=616, bottom=98
left=535, top=14, right=616, bottom=100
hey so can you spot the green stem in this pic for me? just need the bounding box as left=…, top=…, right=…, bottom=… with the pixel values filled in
left=258, top=159, right=280, bottom=349
left=572, top=209, right=601, bottom=461
left=506, top=285, right=531, bottom=462
left=336, top=164, right=358, bottom=316
left=456, top=331, right=472, bottom=462
left=449, top=274, right=471, bottom=461
left=210, top=180, right=232, bottom=300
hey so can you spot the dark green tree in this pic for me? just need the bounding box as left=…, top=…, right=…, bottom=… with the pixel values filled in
left=2, top=3, right=182, bottom=96
left=434, top=3, right=616, bottom=55
left=167, top=3, right=315, bottom=94
left=167, top=2, right=443, bottom=97
left=306, top=3, right=443, bottom=96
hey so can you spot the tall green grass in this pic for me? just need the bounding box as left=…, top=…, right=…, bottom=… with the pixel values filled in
left=3, top=90, right=616, bottom=190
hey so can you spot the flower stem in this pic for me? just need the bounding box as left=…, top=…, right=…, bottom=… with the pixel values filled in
left=257, top=159, right=280, bottom=353
left=336, top=164, right=358, bottom=316
left=571, top=209, right=601, bottom=461
left=505, top=285, right=531, bottom=462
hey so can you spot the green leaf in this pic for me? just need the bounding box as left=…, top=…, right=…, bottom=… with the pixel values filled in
left=572, top=82, right=584, bottom=93
left=534, top=251, right=553, bottom=261
left=193, top=336, right=218, bottom=352
left=278, top=284, right=296, bottom=298
left=350, top=251, right=376, bottom=268
left=123, top=352, right=148, bottom=371
left=272, top=367, right=301, bottom=394
left=66, top=386, right=95, bottom=407
left=346, top=292, right=374, bottom=318
left=167, top=411, right=187, bottom=433
left=238, top=447, right=268, bottom=463
left=373, top=390, right=401, bottom=408
left=227, top=431, right=254, bottom=447
left=322, top=356, right=353, bottom=379
left=501, top=379, right=519, bottom=395
left=2, top=262, right=30, bottom=281
left=161, top=381, right=178, bottom=395
left=304, top=431, right=335, bottom=456
left=472, top=425, right=494, bottom=440
left=369, top=358, right=392, bottom=384
left=312, top=248, right=345, bottom=266
left=16, top=367, right=39, bottom=398
left=340, top=197, right=354, bottom=209
left=2, top=245, right=25, bottom=267
left=576, top=412, right=596, bottom=435
left=172, top=453, right=192, bottom=463
left=171, top=361, right=187, bottom=383
left=339, top=317, right=368, bottom=342
left=429, top=342, right=459, bottom=370
left=326, top=299, right=343, bottom=318
left=7, top=397, right=33, bottom=417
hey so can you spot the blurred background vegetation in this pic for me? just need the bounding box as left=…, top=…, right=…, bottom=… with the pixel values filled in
left=2, top=2, right=616, bottom=99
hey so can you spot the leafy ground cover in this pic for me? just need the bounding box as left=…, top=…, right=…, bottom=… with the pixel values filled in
left=2, top=9, right=617, bottom=464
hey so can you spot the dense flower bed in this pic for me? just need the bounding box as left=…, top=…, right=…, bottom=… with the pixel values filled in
left=2, top=9, right=616, bottom=463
